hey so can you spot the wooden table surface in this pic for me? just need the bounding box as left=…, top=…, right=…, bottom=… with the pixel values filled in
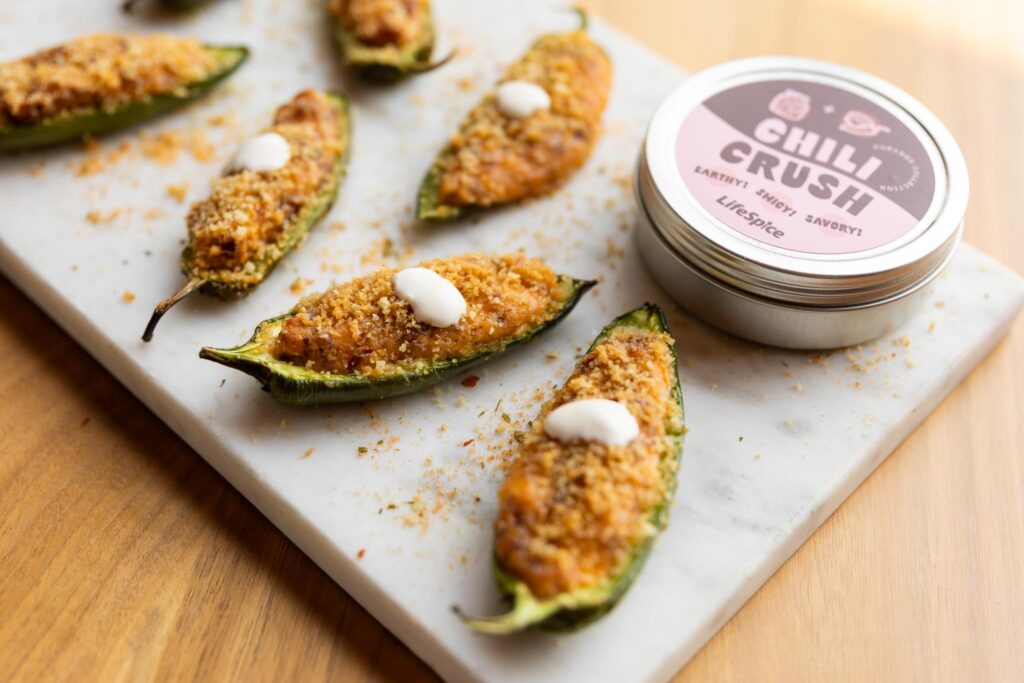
left=2, top=1, right=1022, bottom=681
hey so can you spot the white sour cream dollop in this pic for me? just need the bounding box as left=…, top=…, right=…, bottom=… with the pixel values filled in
left=495, top=80, right=551, bottom=118
left=229, top=132, right=291, bottom=173
left=393, top=267, right=467, bottom=328
left=544, top=398, right=639, bottom=447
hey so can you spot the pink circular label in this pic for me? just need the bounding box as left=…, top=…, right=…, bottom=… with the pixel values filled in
left=676, top=80, right=936, bottom=254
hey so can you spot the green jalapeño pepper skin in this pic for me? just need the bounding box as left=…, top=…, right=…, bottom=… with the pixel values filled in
left=198, top=274, right=595, bottom=406
left=122, top=0, right=219, bottom=12
left=0, top=45, right=247, bottom=152
left=460, top=303, right=684, bottom=633
left=416, top=11, right=609, bottom=221
left=327, top=0, right=453, bottom=83
left=142, top=91, right=352, bottom=342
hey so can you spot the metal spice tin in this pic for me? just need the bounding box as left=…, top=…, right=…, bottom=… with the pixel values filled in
left=635, top=57, right=968, bottom=349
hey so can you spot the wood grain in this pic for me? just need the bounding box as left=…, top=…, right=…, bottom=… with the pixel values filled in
left=1, top=1, right=1022, bottom=681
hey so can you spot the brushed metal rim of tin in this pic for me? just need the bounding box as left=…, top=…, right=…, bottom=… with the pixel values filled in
left=639, top=56, right=969, bottom=310
left=635, top=188, right=963, bottom=349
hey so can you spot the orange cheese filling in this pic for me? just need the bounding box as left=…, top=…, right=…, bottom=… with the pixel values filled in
left=0, top=34, right=218, bottom=127
left=272, top=253, right=573, bottom=376
left=328, top=0, right=427, bottom=48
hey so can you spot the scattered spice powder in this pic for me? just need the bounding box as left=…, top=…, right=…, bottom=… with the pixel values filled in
left=189, top=130, right=216, bottom=162
left=86, top=208, right=121, bottom=225
left=207, top=112, right=237, bottom=127
left=74, top=139, right=132, bottom=176
left=166, top=182, right=189, bottom=202
left=140, top=130, right=186, bottom=165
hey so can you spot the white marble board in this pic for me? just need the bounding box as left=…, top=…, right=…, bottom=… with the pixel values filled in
left=1, top=1, right=1022, bottom=682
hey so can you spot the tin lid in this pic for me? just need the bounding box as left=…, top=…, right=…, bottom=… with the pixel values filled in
left=640, top=57, right=968, bottom=306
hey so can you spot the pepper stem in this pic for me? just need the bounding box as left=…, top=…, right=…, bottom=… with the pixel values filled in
left=453, top=582, right=563, bottom=635
left=408, top=48, right=458, bottom=74
left=142, top=278, right=205, bottom=342
left=198, top=345, right=274, bottom=388
left=570, top=5, right=589, bottom=31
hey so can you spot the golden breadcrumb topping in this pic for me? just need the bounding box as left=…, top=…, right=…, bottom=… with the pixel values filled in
left=328, top=0, right=426, bottom=48
left=0, top=34, right=217, bottom=127
left=436, top=30, right=611, bottom=208
left=272, top=253, right=574, bottom=376
left=187, top=90, right=345, bottom=284
left=494, top=326, right=680, bottom=599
